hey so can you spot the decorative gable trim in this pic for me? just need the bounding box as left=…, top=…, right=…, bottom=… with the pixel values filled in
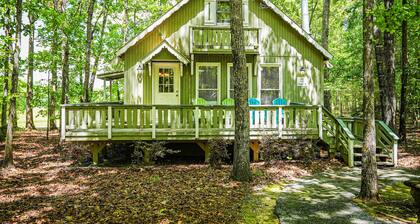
left=140, top=40, right=190, bottom=65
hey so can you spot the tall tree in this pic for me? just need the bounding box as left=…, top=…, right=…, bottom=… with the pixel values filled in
left=89, top=8, right=108, bottom=93
left=359, top=0, right=378, bottom=201
left=321, top=0, right=331, bottom=111
left=3, top=0, right=23, bottom=168
left=374, top=26, right=386, bottom=120
left=399, top=0, right=408, bottom=141
left=48, top=0, right=61, bottom=130
left=230, top=0, right=252, bottom=182
left=1, top=8, right=12, bottom=132
left=26, top=11, right=36, bottom=130
left=382, top=0, right=396, bottom=130
left=83, top=0, right=96, bottom=102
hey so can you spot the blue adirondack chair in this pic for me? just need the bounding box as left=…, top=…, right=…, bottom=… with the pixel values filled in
left=272, top=98, right=287, bottom=124
left=248, top=98, right=260, bottom=125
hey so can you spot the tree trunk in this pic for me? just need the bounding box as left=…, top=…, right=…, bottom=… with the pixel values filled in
left=89, top=11, right=108, bottom=93
left=321, top=0, right=331, bottom=111
left=359, top=0, right=378, bottom=201
left=61, top=35, right=70, bottom=105
left=1, top=8, right=12, bottom=131
left=374, top=26, right=386, bottom=120
left=26, top=13, right=36, bottom=130
left=123, top=0, right=129, bottom=42
left=399, top=0, right=408, bottom=142
left=83, top=0, right=96, bottom=103
left=48, top=0, right=61, bottom=131
left=3, top=0, right=23, bottom=168
left=382, top=0, right=396, bottom=130
left=230, top=0, right=252, bottom=182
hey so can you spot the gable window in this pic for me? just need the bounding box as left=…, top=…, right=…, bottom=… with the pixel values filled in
left=217, top=0, right=231, bottom=24
left=227, top=63, right=253, bottom=98
left=196, top=63, right=221, bottom=104
left=204, top=0, right=249, bottom=26
left=259, top=64, right=282, bottom=105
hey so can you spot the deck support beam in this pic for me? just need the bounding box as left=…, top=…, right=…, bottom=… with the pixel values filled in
left=91, top=142, right=106, bottom=166
left=197, top=142, right=210, bottom=163
left=250, top=141, right=260, bottom=162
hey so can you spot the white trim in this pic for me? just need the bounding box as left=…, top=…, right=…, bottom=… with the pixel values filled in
left=152, top=62, right=181, bottom=105
left=140, top=40, right=189, bottom=65
left=258, top=63, right=283, bottom=104
left=116, top=0, right=332, bottom=60
left=116, top=0, right=190, bottom=57
left=195, top=62, right=221, bottom=105
left=260, top=0, right=332, bottom=59
left=227, top=63, right=253, bottom=98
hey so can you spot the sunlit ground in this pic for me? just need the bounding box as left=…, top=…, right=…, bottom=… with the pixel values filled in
left=0, top=130, right=418, bottom=223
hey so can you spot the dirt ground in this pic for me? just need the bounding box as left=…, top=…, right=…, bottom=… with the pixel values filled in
left=0, top=130, right=418, bottom=223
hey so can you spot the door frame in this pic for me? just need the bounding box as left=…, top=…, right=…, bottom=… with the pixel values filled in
left=152, top=62, right=181, bottom=105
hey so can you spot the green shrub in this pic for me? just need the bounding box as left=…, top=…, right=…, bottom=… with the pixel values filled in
left=132, top=141, right=179, bottom=165
left=208, top=138, right=231, bottom=169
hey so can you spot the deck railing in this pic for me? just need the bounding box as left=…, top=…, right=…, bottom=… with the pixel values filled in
left=191, top=26, right=259, bottom=53
left=61, top=104, right=321, bottom=141
left=321, top=107, right=356, bottom=166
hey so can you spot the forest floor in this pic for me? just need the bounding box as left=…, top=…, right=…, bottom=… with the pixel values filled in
left=0, top=130, right=419, bottom=223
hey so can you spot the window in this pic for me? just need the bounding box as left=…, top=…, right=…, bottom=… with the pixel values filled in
left=158, top=68, right=174, bottom=93
left=227, top=63, right=253, bottom=98
left=204, top=0, right=249, bottom=25
left=260, top=65, right=282, bottom=105
left=217, top=0, right=230, bottom=24
left=196, top=63, right=221, bottom=104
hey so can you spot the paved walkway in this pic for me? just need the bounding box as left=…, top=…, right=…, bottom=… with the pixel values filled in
left=275, top=168, right=418, bottom=224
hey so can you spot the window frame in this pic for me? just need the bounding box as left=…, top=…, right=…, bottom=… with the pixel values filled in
left=195, top=62, right=222, bottom=105
left=227, top=63, right=253, bottom=98
left=204, top=0, right=249, bottom=26
left=258, top=63, right=283, bottom=105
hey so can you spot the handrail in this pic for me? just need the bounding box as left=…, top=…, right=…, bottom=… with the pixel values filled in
left=62, top=104, right=319, bottom=109
left=322, top=106, right=355, bottom=166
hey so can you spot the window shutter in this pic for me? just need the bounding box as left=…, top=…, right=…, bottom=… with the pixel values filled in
left=204, top=0, right=216, bottom=25
left=243, top=0, right=249, bottom=25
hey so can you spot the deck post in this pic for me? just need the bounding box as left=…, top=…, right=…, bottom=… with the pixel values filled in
left=195, top=107, right=199, bottom=139
left=392, top=141, right=398, bottom=167
left=91, top=143, right=106, bottom=166
left=278, top=107, right=283, bottom=138
left=60, top=107, right=66, bottom=141
left=197, top=142, right=210, bottom=163
left=107, top=106, right=112, bottom=139
left=152, top=106, right=156, bottom=139
left=347, top=139, right=354, bottom=167
left=250, top=141, right=260, bottom=162
left=318, top=105, right=323, bottom=140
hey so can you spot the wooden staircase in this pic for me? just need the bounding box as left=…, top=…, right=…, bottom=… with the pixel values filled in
left=321, top=107, right=399, bottom=167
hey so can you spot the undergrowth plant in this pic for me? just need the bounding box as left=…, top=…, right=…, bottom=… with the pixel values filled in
left=208, top=138, right=231, bottom=169
left=132, top=141, right=179, bottom=165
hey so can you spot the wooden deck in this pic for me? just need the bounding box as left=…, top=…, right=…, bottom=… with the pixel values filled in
left=61, top=104, right=321, bottom=141
left=60, top=104, right=399, bottom=167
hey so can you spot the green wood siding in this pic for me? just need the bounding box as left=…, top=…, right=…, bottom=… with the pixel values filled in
left=123, top=0, right=325, bottom=106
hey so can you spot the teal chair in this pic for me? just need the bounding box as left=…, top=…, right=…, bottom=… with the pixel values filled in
left=222, top=98, right=234, bottom=106
left=272, top=98, right=287, bottom=124
left=248, top=98, right=260, bottom=125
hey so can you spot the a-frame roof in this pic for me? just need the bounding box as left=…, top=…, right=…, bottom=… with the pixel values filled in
left=116, top=0, right=332, bottom=60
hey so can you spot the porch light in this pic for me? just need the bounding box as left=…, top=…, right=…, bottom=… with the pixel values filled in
left=299, top=66, right=306, bottom=74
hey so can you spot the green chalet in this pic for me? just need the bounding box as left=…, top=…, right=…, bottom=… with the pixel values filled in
left=61, top=0, right=399, bottom=167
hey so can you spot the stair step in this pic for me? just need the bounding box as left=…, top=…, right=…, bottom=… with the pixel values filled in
left=354, top=161, right=394, bottom=166
left=353, top=153, right=390, bottom=158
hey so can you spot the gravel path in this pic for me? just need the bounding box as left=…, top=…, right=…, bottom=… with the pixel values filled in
left=275, top=167, right=418, bottom=224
